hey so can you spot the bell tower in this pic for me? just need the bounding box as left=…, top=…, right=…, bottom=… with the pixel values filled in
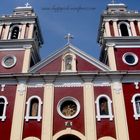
left=98, top=3, right=140, bottom=71
left=0, top=4, right=43, bottom=73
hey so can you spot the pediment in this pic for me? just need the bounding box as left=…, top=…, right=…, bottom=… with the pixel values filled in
left=29, top=44, right=110, bottom=73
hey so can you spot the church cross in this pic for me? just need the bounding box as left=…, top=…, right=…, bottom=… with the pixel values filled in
left=25, top=2, right=30, bottom=7
left=64, top=33, right=74, bottom=44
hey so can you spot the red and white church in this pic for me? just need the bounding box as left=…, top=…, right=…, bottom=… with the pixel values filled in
left=0, top=2, right=140, bottom=140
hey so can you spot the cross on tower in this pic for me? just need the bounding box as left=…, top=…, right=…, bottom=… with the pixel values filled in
left=64, top=33, right=74, bottom=44
left=25, top=2, right=30, bottom=7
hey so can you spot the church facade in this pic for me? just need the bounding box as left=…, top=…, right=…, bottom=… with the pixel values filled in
left=0, top=2, right=140, bottom=140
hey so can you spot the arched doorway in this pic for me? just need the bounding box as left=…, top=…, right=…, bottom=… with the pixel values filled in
left=57, top=134, right=81, bottom=140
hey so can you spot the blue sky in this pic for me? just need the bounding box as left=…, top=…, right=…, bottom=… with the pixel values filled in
left=0, top=0, right=139, bottom=59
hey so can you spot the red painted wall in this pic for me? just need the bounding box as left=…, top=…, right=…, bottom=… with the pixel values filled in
left=38, top=56, right=62, bottom=73
left=123, top=83, right=140, bottom=140
left=114, top=48, right=140, bottom=70
left=94, top=86, right=116, bottom=139
left=0, top=85, right=16, bottom=140
left=76, top=56, right=101, bottom=72
left=22, top=87, right=44, bottom=139
left=53, top=87, right=85, bottom=135
left=0, top=50, right=24, bottom=73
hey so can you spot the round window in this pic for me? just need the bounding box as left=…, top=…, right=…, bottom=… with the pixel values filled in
left=122, top=52, right=138, bottom=65
left=57, top=97, right=80, bottom=119
left=2, top=55, right=17, bottom=68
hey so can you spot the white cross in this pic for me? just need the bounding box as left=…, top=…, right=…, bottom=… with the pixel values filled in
left=64, top=33, right=74, bottom=44
left=25, top=2, right=30, bottom=7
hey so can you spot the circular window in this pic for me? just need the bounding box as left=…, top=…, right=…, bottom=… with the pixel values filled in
left=2, top=55, right=17, bottom=68
left=57, top=97, right=80, bottom=119
left=122, top=52, right=138, bottom=65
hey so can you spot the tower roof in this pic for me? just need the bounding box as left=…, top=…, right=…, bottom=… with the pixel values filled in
left=13, top=3, right=34, bottom=15
left=106, top=3, right=127, bottom=12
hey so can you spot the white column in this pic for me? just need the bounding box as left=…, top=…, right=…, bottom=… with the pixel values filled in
left=111, top=82, right=130, bottom=140
left=113, top=21, right=119, bottom=36
left=107, top=44, right=117, bottom=71
left=20, top=24, right=26, bottom=39
left=41, top=84, right=54, bottom=140
left=22, top=47, right=31, bottom=73
left=130, top=21, right=137, bottom=36
left=28, top=24, right=34, bottom=39
left=0, top=25, right=3, bottom=38
left=3, top=25, right=10, bottom=40
left=105, top=21, right=111, bottom=37
left=138, top=21, right=140, bottom=35
left=10, top=82, right=27, bottom=140
left=83, top=83, right=97, bottom=140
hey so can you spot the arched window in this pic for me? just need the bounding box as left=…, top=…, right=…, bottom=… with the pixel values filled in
left=0, top=96, right=8, bottom=121
left=10, top=26, right=19, bottom=39
left=95, top=95, right=113, bottom=121
left=29, top=98, right=39, bottom=116
left=99, top=97, right=109, bottom=115
left=61, top=53, right=77, bottom=72
left=57, top=134, right=81, bottom=140
left=25, top=96, right=42, bottom=121
left=118, top=22, right=131, bottom=36
left=65, top=55, right=72, bottom=71
left=131, top=94, right=140, bottom=120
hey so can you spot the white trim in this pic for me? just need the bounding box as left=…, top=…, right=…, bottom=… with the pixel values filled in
left=1, top=55, right=17, bottom=68
left=115, top=45, right=140, bottom=48
left=122, top=52, right=138, bottom=66
left=57, top=96, right=80, bottom=119
left=131, top=93, right=140, bottom=120
left=118, top=21, right=132, bottom=36
left=54, top=82, right=83, bottom=87
left=25, top=96, right=42, bottom=121
left=0, top=48, right=25, bottom=51
left=23, top=137, right=40, bottom=140
left=95, top=94, right=113, bottom=121
left=0, top=96, right=8, bottom=121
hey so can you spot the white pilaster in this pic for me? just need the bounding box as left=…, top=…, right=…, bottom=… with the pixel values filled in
left=3, top=25, right=10, bottom=40
left=83, top=83, right=97, bottom=140
left=113, top=21, right=119, bottom=36
left=20, top=24, right=26, bottom=39
left=10, top=82, right=27, bottom=140
left=28, top=24, right=34, bottom=39
left=41, top=84, right=54, bottom=140
left=22, top=47, right=31, bottom=73
left=130, top=21, right=137, bottom=36
left=105, top=21, right=111, bottom=37
left=138, top=22, right=140, bottom=35
left=107, top=44, right=117, bottom=71
left=0, top=26, right=3, bottom=39
left=111, top=82, right=129, bottom=140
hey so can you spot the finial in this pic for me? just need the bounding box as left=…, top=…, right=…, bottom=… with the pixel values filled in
left=64, top=33, right=74, bottom=44
left=111, top=0, right=115, bottom=4
left=25, top=2, right=30, bottom=7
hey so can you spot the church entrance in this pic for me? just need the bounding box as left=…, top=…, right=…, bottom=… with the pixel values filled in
left=57, top=134, right=81, bottom=140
